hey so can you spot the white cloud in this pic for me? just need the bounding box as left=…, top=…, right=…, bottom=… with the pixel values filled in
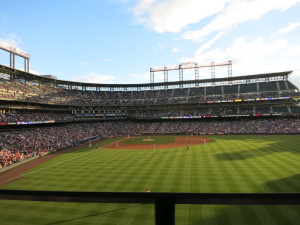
left=194, top=37, right=288, bottom=64
left=127, top=72, right=152, bottom=83
left=271, top=22, right=300, bottom=37
left=133, top=0, right=158, bottom=17
left=152, top=72, right=164, bottom=82
left=80, top=61, right=88, bottom=65
left=104, top=58, right=113, bottom=62
left=154, top=42, right=164, bottom=51
left=127, top=71, right=164, bottom=83
left=183, top=36, right=299, bottom=81
left=183, top=0, right=300, bottom=41
left=133, top=0, right=227, bottom=33
left=111, top=0, right=133, bottom=3
left=131, top=0, right=300, bottom=36
left=121, top=1, right=300, bottom=86
left=29, top=69, right=39, bottom=75
left=196, top=30, right=228, bottom=54
left=0, top=33, right=30, bottom=60
left=290, top=69, right=300, bottom=88
left=73, top=73, right=116, bottom=83
left=138, top=72, right=151, bottom=81
left=172, top=46, right=179, bottom=52
left=280, top=44, right=300, bottom=57
left=0, top=36, right=21, bottom=49
left=179, top=56, right=195, bottom=64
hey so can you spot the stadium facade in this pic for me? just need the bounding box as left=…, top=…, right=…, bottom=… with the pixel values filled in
left=0, top=64, right=299, bottom=128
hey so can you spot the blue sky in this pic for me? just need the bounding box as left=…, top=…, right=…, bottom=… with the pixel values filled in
left=1, top=0, right=300, bottom=87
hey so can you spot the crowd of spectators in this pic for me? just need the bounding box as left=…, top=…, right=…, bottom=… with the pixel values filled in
left=185, top=118, right=300, bottom=134
left=1, top=117, right=299, bottom=169
left=0, top=104, right=294, bottom=127
left=129, top=106, right=291, bottom=118
left=0, top=112, right=73, bottom=123
left=135, top=118, right=300, bottom=135
left=0, top=80, right=52, bottom=100
left=0, top=122, right=117, bottom=169
left=1, top=79, right=298, bottom=106
left=0, top=104, right=296, bottom=127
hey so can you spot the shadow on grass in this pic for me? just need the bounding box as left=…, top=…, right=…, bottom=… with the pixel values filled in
left=47, top=203, right=145, bottom=225
left=190, top=174, right=300, bottom=225
left=217, top=147, right=284, bottom=161
left=262, top=174, right=300, bottom=192
left=189, top=204, right=300, bottom=225
left=216, top=135, right=300, bottom=161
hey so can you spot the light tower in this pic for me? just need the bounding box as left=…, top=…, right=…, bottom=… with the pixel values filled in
left=150, top=60, right=232, bottom=88
left=0, top=42, right=30, bottom=72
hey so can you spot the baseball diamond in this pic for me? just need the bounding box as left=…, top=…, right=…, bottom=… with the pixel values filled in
left=104, top=136, right=210, bottom=149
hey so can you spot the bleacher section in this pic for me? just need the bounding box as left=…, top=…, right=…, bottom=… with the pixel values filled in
left=1, top=79, right=299, bottom=107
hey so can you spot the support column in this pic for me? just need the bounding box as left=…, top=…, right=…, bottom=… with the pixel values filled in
left=228, top=60, right=232, bottom=85
left=154, top=199, right=175, bottom=225
left=195, top=67, right=199, bottom=87
left=228, top=60, right=232, bottom=78
left=211, top=62, right=215, bottom=79
left=164, top=67, right=168, bottom=83
left=10, top=53, right=15, bottom=68
left=150, top=68, right=154, bottom=90
left=211, top=62, right=215, bottom=86
left=24, top=58, right=30, bottom=72
left=164, top=67, right=168, bottom=90
left=150, top=68, right=154, bottom=84
left=179, top=65, right=183, bottom=88
left=26, top=58, right=30, bottom=72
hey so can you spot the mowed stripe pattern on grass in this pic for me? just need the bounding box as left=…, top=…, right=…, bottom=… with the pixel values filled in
left=0, top=135, right=299, bottom=225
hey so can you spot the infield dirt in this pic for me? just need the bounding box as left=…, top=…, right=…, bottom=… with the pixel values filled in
left=104, top=136, right=210, bottom=149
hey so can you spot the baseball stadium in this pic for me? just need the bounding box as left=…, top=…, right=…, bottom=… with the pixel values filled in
left=0, top=44, right=300, bottom=225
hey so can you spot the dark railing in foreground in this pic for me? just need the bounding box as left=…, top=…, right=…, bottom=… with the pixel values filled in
left=0, top=190, right=300, bottom=225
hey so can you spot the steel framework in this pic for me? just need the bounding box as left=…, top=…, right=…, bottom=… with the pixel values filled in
left=0, top=64, right=292, bottom=92
left=0, top=42, right=30, bottom=72
left=150, top=60, right=232, bottom=89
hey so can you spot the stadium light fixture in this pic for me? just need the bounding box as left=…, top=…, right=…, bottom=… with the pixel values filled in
left=0, top=42, right=30, bottom=72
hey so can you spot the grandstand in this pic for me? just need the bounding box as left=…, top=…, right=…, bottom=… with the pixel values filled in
left=1, top=62, right=300, bottom=225
left=0, top=63, right=299, bottom=159
left=0, top=64, right=299, bottom=122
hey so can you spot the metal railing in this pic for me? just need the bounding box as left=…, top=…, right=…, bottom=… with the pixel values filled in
left=0, top=190, right=299, bottom=225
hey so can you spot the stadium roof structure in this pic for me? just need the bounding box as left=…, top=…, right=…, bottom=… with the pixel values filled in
left=0, top=64, right=293, bottom=91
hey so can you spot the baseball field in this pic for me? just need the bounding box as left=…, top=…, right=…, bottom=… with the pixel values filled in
left=0, top=135, right=299, bottom=225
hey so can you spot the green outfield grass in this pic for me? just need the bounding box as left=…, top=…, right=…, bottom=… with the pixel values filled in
left=121, top=136, right=176, bottom=144
left=0, top=135, right=300, bottom=225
